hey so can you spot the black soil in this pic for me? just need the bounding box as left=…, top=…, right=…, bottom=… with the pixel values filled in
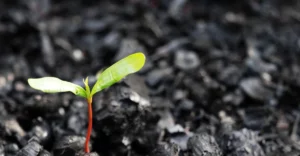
left=1, top=0, right=300, bottom=156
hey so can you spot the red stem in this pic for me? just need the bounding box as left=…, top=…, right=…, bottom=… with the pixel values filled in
left=85, top=98, right=93, bottom=153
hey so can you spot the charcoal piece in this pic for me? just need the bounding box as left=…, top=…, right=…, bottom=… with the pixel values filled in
left=13, top=56, right=30, bottom=78
left=81, top=16, right=117, bottom=32
left=168, top=124, right=185, bottom=134
left=170, top=133, right=191, bottom=150
left=131, top=134, right=158, bottom=155
left=27, top=0, right=50, bottom=20
left=0, top=100, right=7, bottom=116
left=146, top=67, right=173, bottom=88
left=276, top=115, right=290, bottom=134
left=149, top=85, right=166, bottom=96
left=150, top=143, right=180, bottom=156
left=183, top=78, right=208, bottom=105
left=25, top=94, right=61, bottom=114
left=229, top=142, right=266, bottom=156
left=67, top=114, right=86, bottom=135
left=66, top=100, right=88, bottom=135
left=157, top=110, right=175, bottom=132
left=205, top=59, right=225, bottom=76
left=75, top=34, right=103, bottom=58
left=144, top=13, right=163, bottom=38
left=39, top=28, right=55, bottom=68
left=53, top=136, right=88, bottom=156
left=238, top=107, right=272, bottom=130
left=6, top=10, right=26, bottom=25
left=218, top=65, right=243, bottom=86
left=178, top=99, right=194, bottom=111
left=94, top=102, right=142, bottom=137
left=93, top=84, right=155, bottom=155
left=37, top=150, right=52, bottom=156
left=0, top=53, right=14, bottom=68
left=134, top=30, right=158, bottom=48
left=246, top=57, right=277, bottom=74
left=220, top=128, right=265, bottom=156
left=155, top=38, right=189, bottom=59
left=32, top=65, right=48, bottom=78
left=49, top=122, right=67, bottom=142
left=261, top=140, right=279, bottom=155
left=191, top=23, right=216, bottom=50
left=0, top=145, right=3, bottom=156
left=16, top=137, right=42, bottom=156
left=222, top=90, right=244, bottom=106
left=0, top=21, right=15, bottom=33
left=24, top=122, right=51, bottom=146
left=188, top=133, right=222, bottom=156
left=124, top=75, right=150, bottom=102
left=219, top=117, right=235, bottom=134
left=221, top=128, right=258, bottom=150
left=4, top=143, right=19, bottom=156
left=239, top=78, right=273, bottom=101
left=1, top=95, right=18, bottom=114
left=102, top=31, right=121, bottom=51
left=53, top=38, right=72, bottom=52
left=115, top=38, right=146, bottom=61
left=75, top=151, right=99, bottom=156
left=151, top=96, right=173, bottom=109
left=284, top=151, right=300, bottom=156
left=55, top=61, right=76, bottom=80
left=173, top=89, right=188, bottom=101
left=283, top=64, right=300, bottom=87
left=261, top=49, right=285, bottom=68
left=203, top=76, right=221, bottom=90
left=168, top=0, right=187, bottom=20
left=83, top=153, right=99, bottom=156
left=103, top=83, right=150, bottom=108
left=0, top=72, right=13, bottom=94
left=174, top=50, right=200, bottom=71
left=204, top=23, right=239, bottom=49
left=0, top=117, right=26, bottom=138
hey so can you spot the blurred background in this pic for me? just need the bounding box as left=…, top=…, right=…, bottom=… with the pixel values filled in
left=1, top=0, right=300, bottom=155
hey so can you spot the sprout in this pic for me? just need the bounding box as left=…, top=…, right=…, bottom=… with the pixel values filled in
left=27, top=52, right=146, bottom=153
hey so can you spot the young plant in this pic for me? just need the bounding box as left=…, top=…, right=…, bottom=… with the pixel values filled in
left=27, top=52, right=146, bottom=153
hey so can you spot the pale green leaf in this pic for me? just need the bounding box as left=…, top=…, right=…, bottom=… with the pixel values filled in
left=28, top=77, right=86, bottom=98
left=91, top=52, right=146, bottom=95
left=83, top=77, right=91, bottom=98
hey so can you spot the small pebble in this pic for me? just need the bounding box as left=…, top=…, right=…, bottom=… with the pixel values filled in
left=240, top=78, right=273, bottom=101
left=175, top=50, right=200, bottom=71
left=188, top=133, right=222, bottom=156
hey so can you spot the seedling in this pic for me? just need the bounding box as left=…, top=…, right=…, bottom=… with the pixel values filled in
left=27, top=52, right=146, bottom=153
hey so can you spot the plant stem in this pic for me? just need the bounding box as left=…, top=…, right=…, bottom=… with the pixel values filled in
left=85, top=98, right=93, bottom=153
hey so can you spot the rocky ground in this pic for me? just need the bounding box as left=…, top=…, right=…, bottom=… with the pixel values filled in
left=1, top=0, right=300, bottom=156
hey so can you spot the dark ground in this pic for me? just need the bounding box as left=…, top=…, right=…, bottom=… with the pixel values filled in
left=1, top=0, right=300, bottom=156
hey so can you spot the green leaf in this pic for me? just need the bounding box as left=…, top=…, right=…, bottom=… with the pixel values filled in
left=83, top=77, right=91, bottom=98
left=91, top=52, right=146, bottom=96
left=96, top=69, right=104, bottom=79
left=28, top=77, right=87, bottom=98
